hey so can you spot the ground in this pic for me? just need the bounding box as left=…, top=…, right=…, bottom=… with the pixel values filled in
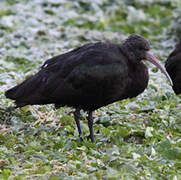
left=0, top=0, right=181, bottom=179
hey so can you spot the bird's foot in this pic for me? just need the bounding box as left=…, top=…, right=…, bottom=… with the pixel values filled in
left=86, top=134, right=95, bottom=143
left=79, top=136, right=83, bottom=142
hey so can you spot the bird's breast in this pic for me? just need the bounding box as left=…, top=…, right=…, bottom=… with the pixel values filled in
left=125, top=63, right=149, bottom=98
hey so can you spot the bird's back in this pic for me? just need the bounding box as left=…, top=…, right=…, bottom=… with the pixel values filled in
left=165, top=41, right=181, bottom=94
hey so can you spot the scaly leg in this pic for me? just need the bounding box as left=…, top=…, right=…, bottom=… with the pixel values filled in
left=87, top=111, right=94, bottom=142
left=74, top=108, right=82, bottom=140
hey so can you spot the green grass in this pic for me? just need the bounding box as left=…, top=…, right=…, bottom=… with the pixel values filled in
left=0, top=0, right=181, bottom=179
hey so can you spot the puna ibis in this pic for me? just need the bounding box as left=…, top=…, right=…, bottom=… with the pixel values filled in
left=5, top=34, right=173, bottom=142
left=165, top=40, right=181, bottom=95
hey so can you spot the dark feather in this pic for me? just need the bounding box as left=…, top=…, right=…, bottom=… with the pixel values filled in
left=165, top=40, right=181, bottom=94
left=6, top=35, right=167, bottom=142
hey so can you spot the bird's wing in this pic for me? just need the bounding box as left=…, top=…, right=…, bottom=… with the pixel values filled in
left=40, top=43, right=96, bottom=73
left=66, top=62, right=128, bottom=90
left=40, top=44, right=129, bottom=100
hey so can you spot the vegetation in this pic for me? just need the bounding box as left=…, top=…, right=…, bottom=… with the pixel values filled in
left=0, top=0, right=181, bottom=179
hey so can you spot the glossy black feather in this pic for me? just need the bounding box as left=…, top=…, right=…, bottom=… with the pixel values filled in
left=6, top=42, right=149, bottom=110
left=5, top=35, right=154, bottom=142
left=165, top=40, right=181, bottom=94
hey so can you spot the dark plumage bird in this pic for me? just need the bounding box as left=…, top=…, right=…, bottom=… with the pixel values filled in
left=165, top=40, right=181, bottom=95
left=5, top=35, right=172, bottom=142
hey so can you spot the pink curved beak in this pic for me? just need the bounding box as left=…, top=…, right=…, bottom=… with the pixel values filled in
left=146, top=52, right=173, bottom=86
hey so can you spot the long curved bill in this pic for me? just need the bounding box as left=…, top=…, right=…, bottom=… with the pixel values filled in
left=146, top=52, right=173, bottom=86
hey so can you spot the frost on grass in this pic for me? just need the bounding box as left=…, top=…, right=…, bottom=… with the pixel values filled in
left=0, top=0, right=181, bottom=179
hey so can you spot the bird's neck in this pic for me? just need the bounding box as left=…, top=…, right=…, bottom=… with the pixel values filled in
left=126, top=62, right=149, bottom=98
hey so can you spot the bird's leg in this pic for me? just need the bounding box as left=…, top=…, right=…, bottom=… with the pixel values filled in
left=87, top=111, right=94, bottom=142
left=74, top=108, right=82, bottom=140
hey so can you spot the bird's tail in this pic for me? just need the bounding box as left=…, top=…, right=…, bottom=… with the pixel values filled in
left=5, top=73, right=45, bottom=107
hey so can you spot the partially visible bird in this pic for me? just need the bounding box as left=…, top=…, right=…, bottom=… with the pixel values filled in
left=165, top=40, right=181, bottom=95
left=5, top=34, right=172, bottom=142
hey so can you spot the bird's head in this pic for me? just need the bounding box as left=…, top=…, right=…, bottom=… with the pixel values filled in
left=124, top=34, right=150, bottom=59
left=123, top=34, right=173, bottom=86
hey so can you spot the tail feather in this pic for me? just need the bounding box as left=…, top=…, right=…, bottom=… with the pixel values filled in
left=5, top=73, right=44, bottom=107
left=5, top=85, right=21, bottom=100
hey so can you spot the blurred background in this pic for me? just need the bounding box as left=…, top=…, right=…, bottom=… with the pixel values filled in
left=0, top=0, right=181, bottom=179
